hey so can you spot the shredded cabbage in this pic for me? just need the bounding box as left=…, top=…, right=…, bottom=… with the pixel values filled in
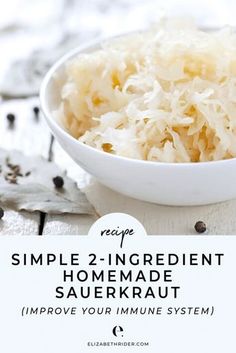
left=55, top=19, right=236, bottom=163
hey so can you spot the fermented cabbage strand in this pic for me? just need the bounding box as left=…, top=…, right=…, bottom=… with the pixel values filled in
left=55, top=20, right=236, bottom=162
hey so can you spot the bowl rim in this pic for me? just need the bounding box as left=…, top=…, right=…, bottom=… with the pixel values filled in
left=40, top=31, right=236, bottom=168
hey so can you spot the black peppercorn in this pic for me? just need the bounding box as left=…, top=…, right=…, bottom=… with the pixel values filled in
left=194, top=221, right=207, bottom=234
left=33, top=106, right=40, bottom=115
left=0, top=207, right=4, bottom=219
left=53, top=176, right=64, bottom=188
left=6, top=113, right=15, bottom=125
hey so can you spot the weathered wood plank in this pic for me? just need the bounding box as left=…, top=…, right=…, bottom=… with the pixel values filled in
left=0, top=98, right=51, bottom=158
left=43, top=214, right=97, bottom=235
left=84, top=180, right=236, bottom=235
left=0, top=209, right=39, bottom=235
left=0, top=98, right=52, bottom=235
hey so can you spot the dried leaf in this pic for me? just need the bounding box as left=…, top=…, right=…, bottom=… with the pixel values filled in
left=0, top=149, right=94, bottom=215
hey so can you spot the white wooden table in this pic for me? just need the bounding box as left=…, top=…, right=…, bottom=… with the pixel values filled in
left=0, top=97, right=236, bottom=235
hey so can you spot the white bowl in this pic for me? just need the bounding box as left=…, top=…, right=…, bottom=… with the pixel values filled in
left=40, top=36, right=236, bottom=206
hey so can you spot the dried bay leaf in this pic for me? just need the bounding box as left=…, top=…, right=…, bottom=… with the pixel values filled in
left=0, top=184, right=93, bottom=214
left=0, top=149, right=94, bottom=215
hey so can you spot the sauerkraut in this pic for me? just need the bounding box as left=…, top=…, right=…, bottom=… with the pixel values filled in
left=55, top=19, right=236, bottom=163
